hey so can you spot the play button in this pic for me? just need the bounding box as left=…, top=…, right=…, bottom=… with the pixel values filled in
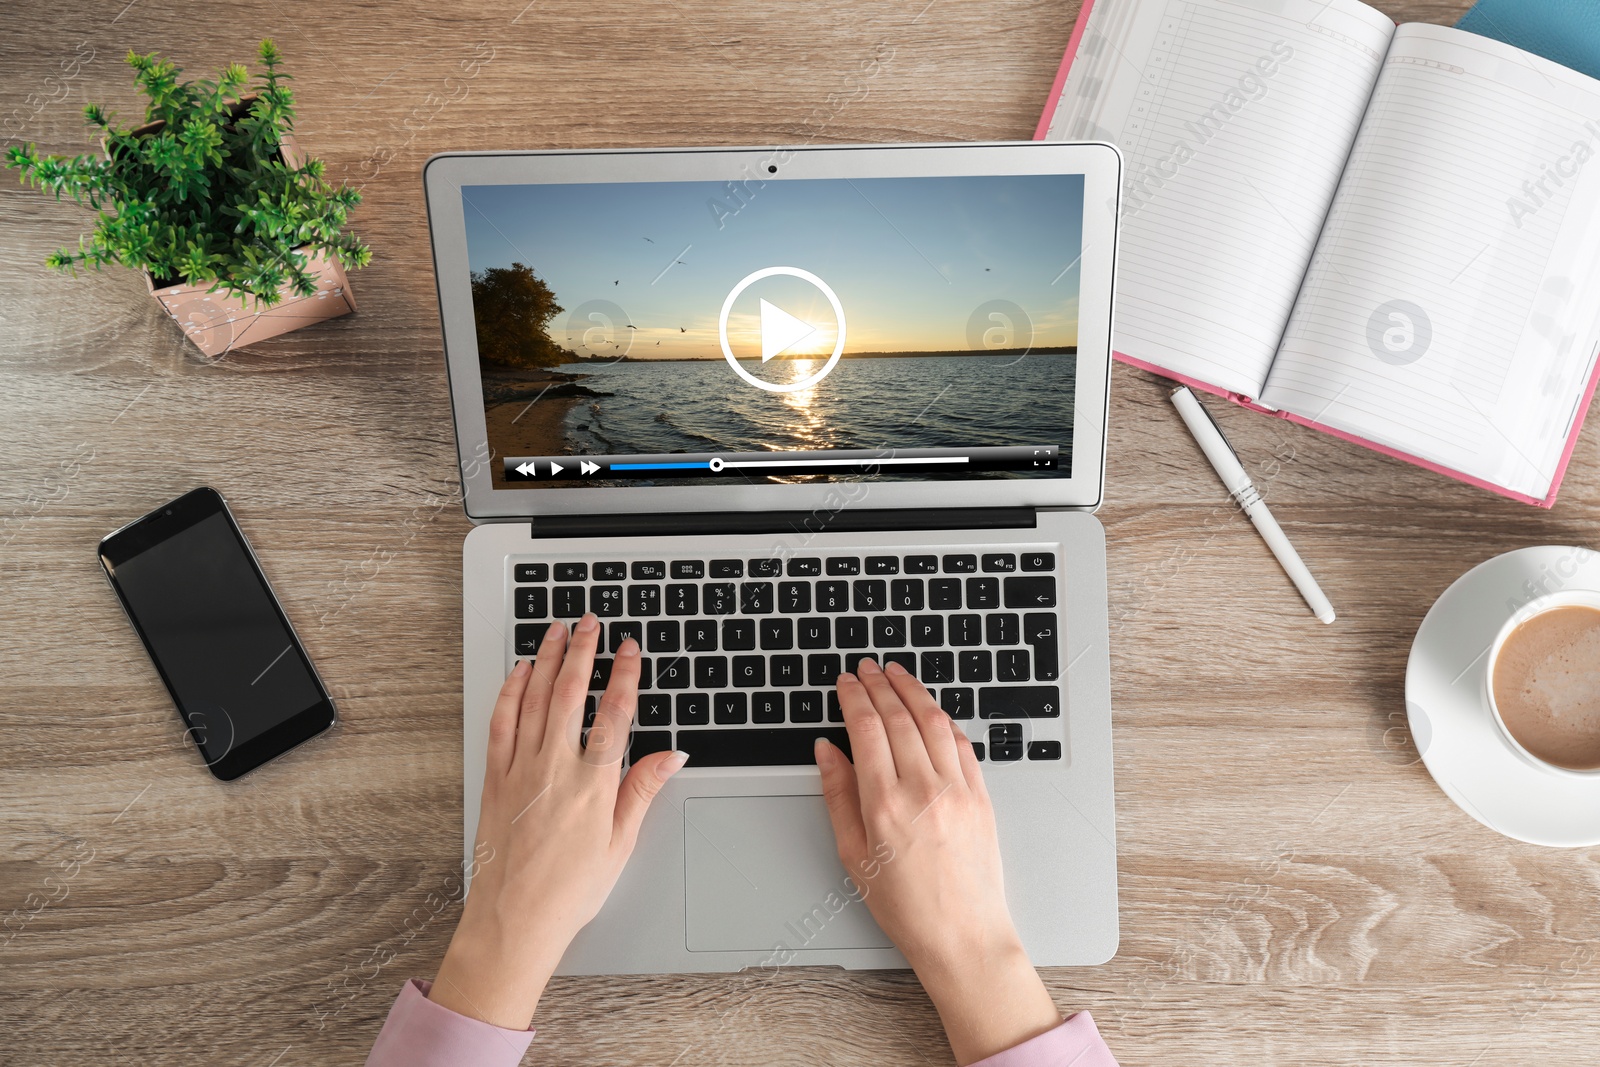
left=719, top=266, right=846, bottom=394
left=759, top=298, right=817, bottom=364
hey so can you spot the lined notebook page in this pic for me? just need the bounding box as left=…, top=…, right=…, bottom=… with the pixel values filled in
left=1047, top=0, right=1394, bottom=397
left=1262, top=24, right=1600, bottom=499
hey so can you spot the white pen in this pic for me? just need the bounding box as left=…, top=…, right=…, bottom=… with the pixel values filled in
left=1170, top=387, right=1336, bottom=624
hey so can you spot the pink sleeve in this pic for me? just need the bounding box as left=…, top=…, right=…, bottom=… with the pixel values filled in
left=969, top=1011, right=1119, bottom=1067
left=365, top=979, right=535, bottom=1067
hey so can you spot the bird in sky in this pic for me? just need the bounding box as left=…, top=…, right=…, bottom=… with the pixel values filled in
left=613, top=279, right=619, bottom=285
left=642, top=237, right=655, bottom=243
left=679, top=326, right=686, bottom=332
left=625, top=324, right=638, bottom=330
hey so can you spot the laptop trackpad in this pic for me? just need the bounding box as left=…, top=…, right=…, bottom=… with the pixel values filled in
left=683, top=795, right=893, bottom=953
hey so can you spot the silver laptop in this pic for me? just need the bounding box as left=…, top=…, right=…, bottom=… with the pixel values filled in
left=423, top=142, right=1121, bottom=973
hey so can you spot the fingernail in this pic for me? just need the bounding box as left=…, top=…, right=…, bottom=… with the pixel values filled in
left=858, top=658, right=880, bottom=674
left=813, top=737, right=836, bottom=766
left=656, top=750, right=689, bottom=780
left=837, top=671, right=857, bottom=685
left=547, top=621, right=568, bottom=639
left=511, top=659, right=530, bottom=676
left=576, top=613, right=599, bottom=633
left=618, top=637, right=640, bottom=657
left=885, top=660, right=908, bottom=676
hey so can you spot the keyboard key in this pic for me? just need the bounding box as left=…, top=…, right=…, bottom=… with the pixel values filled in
left=637, top=694, right=672, bottom=727
left=905, top=554, right=939, bottom=574
left=1027, top=740, right=1062, bottom=760
left=1004, top=576, right=1056, bottom=609
left=555, top=562, right=588, bottom=582
left=883, top=651, right=916, bottom=675
left=943, top=553, right=977, bottom=573
left=982, top=553, right=1018, bottom=573
left=760, top=618, right=793, bottom=650
left=740, top=582, right=774, bottom=614
left=676, top=693, right=710, bottom=725
left=930, top=578, right=962, bottom=610
left=828, top=691, right=844, bottom=722
left=711, top=559, right=743, bottom=578
left=1021, top=552, right=1055, bottom=572
left=826, top=557, right=861, bottom=575
left=704, top=583, right=736, bottom=614
left=949, top=614, right=981, bottom=646
left=675, top=726, right=850, bottom=766
left=609, top=621, right=642, bottom=652
left=845, top=652, right=879, bottom=674
left=714, top=692, right=748, bottom=724
left=595, top=561, right=627, bottom=581
left=514, top=563, right=549, bottom=583
left=979, top=685, right=1061, bottom=718
left=588, top=658, right=612, bottom=690
left=910, top=615, right=944, bottom=646
left=778, top=582, right=812, bottom=613
left=853, top=579, right=887, bottom=613
left=790, top=692, right=826, bottom=723
left=554, top=586, right=586, bottom=617
left=514, top=622, right=551, bottom=655
left=647, top=620, right=680, bottom=653
left=873, top=615, right=908, bottom=648
left=835, top=616, right=869, bottom=648
left=807, top=654, right=842, bottom=688
left=890, top=579, right=924, bottom=612
left=638, top=658, right=653, bottom=689
left=671, top=560, right=704, bottom=579
left=922, top=651, right=955, bottom=684
left=771, top=655, right=803, bottom=686
left=732, top=655, right=766, bottom=687
left=816, top=581, right=850, bottom=612
left=866, top=555, right=900, bottom=574
left=632, top=560, right=667, bottom=580
left=694, top=656, right=728, bottom=689
left=747, top=558, right=782, bottom=578
left=752, top=691, right=785, bottom=723
left=1022, top=614, right=1060, bottom=679
left=787, top=557, right=822, bottom=576
left=986, top=613, right=1020, bottom=646
left=966, top=577, right=1000, bottom=610
left=515, top=587, right=548, bottom=619
left=656, top=657, right=690, bottom=688
left=940, top=687, right=975, bottom=719
left=971, top=741, right=986, bottom=761
left=997, top=649, right=1031, bottom=682
left=666, top=584, right=698, bottom=615
left=628, top=730, right=673, bottom=763
left=591, top=585, right=624, bottom=617
left=798, top=617, right=831, bottom=648
left=959, top=650, right=993, bottom=682
left=722, top=619, right=756, bottom=651
left=629, top=584, right=661, bottom=616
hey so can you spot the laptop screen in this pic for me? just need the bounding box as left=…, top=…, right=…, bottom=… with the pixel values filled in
left=459, top=173, right=1085, bottom=489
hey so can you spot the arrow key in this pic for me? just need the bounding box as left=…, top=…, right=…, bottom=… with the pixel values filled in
left=978, top=685, right=1061, bottom=719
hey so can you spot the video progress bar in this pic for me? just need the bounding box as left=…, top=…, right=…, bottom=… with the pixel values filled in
left=503, top=445, right=1058, bottom=481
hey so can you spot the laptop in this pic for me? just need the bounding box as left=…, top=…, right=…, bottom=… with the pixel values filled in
left=422, top=142, right=1121, bottom=973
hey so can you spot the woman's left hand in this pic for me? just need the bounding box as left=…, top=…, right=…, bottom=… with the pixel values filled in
left=429, top=614, right=688, bottom=1029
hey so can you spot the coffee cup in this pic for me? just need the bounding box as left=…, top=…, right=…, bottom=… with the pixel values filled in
left=1484, top=589, right=1600, bottom=778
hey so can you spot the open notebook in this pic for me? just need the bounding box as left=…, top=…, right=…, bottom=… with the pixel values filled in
left=1038, top=0, right=1600, bottom=506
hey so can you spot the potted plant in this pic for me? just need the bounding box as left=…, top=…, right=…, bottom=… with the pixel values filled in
left=5, top=40, right=369, bottom=357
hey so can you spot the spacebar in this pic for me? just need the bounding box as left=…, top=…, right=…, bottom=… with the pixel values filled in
left=675, top=727, right=853, bottom=767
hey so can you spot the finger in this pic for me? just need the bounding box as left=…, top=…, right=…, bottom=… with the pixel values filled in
left=585, top=637, right=641, bottom=769
left=835, top=672, right=895, bottom=805
left=814, top=737, right=868, bottom=864
left=855, top=658, right=934, bottom=782
left=883, top=660, right=962, bottom=782
left=953, top=726, right=987, bottom=797
left=544, top=613, right=602, bottom=754
left=487, top=660, right=531, bottom=781
left=513, top=621, right=568, bottom=767
left=612, top=749, right=689, bottom=851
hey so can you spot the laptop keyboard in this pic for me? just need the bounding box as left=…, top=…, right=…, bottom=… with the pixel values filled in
left=508, top=550, right=1066, bottom=768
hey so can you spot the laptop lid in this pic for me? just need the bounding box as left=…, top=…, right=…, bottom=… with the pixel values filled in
left=423, top=142, right=1119, bottom=523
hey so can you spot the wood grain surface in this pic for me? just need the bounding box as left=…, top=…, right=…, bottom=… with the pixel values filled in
left=6, top=1, right=1600, bottom=1064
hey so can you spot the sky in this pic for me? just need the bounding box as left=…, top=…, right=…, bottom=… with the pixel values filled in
left=461, top=173, right=1084, bottom=360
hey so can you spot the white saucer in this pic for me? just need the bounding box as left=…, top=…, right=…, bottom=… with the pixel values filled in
left=1407, top=545, right=1600, bottom=847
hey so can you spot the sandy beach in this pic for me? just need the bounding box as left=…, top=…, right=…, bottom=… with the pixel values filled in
left=481, top=368, right=606, bottom=487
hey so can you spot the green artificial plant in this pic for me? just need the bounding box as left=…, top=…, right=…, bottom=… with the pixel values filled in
left=5, top=40, right=369, bottom=304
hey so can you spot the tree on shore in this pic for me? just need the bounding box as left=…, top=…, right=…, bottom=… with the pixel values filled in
left=471, top=262, right=567, bottom=367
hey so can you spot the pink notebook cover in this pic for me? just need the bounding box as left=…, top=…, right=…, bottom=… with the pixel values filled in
left=1033, top=0, right=1600, bottom=508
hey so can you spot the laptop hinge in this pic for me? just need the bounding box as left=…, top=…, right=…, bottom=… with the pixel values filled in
left=528, top=507, right=1038, bottom=540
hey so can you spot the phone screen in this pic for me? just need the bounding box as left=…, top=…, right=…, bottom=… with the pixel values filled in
left=100, top=488, right=334, bottom=779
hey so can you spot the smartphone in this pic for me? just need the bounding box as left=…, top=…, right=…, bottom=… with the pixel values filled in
left=98, top=487, right=336, bottom=780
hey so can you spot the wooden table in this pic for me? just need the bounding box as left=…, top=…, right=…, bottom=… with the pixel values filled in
left=6, top=1, right=1597, bottom=1063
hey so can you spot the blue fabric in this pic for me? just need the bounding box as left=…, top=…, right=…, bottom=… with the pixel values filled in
left=1459, top=0, right=1600, bottom=83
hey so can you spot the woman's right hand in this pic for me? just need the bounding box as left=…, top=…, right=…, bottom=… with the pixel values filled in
left=815, top=658, right=1064, bottom=1066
